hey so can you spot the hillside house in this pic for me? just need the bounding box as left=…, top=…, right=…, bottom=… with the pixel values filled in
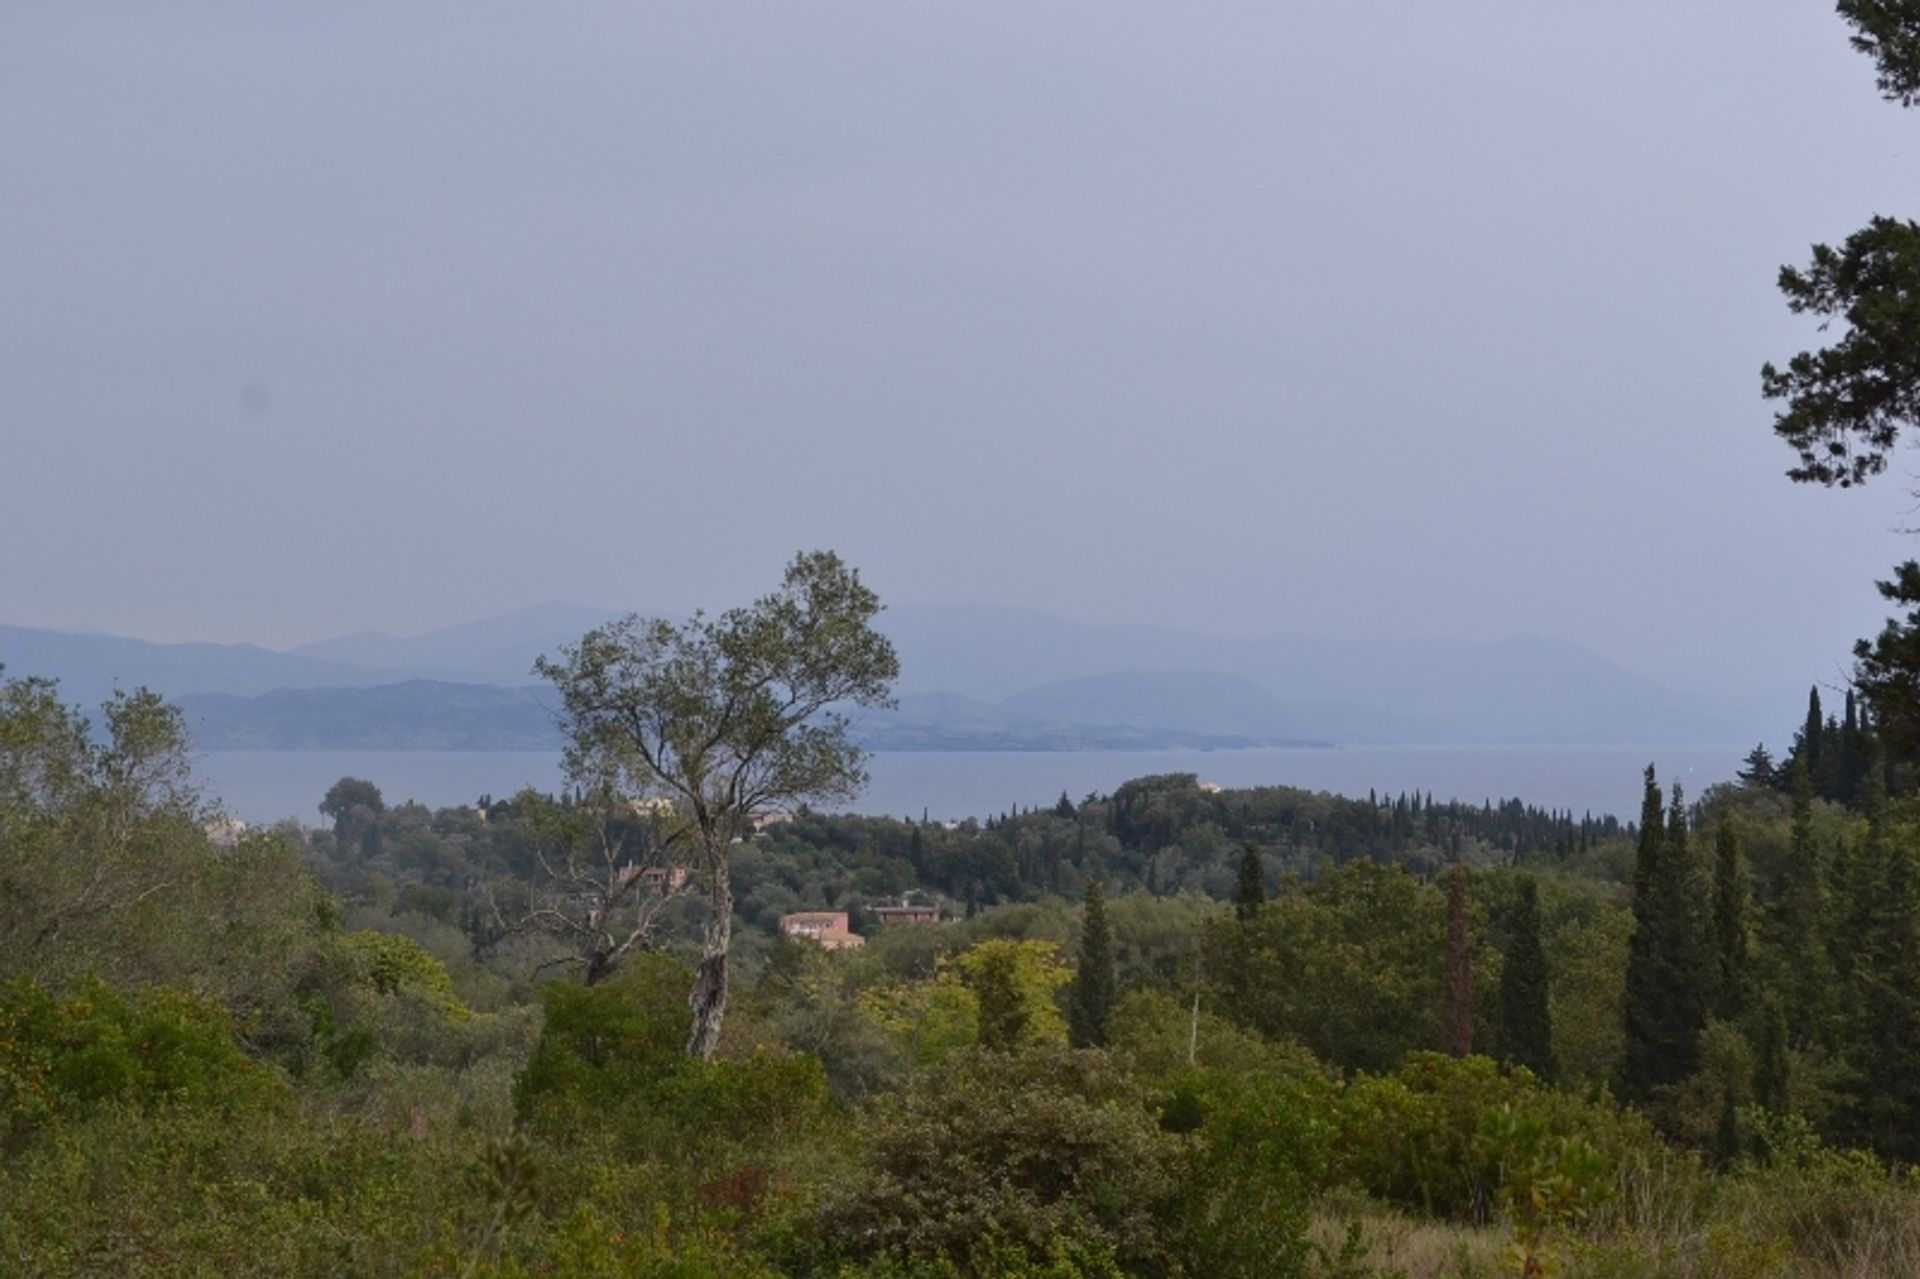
left=641, top=865, right=690, bottom=892
left=870, top=904, right=942, bottom=926
left=778, top=911, right=864, bottom=950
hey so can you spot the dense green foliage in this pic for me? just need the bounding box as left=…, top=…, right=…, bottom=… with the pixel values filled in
left=16, top=665, right=1920, bottom=1276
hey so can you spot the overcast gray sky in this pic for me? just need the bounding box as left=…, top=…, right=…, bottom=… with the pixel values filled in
left=5, top=2, right=1918, bottom=701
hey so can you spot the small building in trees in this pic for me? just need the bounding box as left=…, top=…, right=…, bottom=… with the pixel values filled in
left=871, top=904, right=942, bottom=926
left=779, top=911, right=864, bottom=949
left=639, top=865, right=689, bottom=892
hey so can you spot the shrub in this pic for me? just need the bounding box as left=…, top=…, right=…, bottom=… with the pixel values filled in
left=1162, top=1066, right=1337, bottom=1279
left=813, top=1048, right=1182, bottom=1275
left=0, top=977, right=275, bottom=1150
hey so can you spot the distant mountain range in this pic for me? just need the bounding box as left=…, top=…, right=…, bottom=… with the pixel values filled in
left=0, top=603, right=1769, bottom=751
left=286, top=602, right=617, bottom=684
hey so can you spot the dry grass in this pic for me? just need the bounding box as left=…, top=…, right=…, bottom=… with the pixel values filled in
left=1314, top=1182, right=1920, bottom=1278
left=1310, top=1208, right=1506, bottom=1278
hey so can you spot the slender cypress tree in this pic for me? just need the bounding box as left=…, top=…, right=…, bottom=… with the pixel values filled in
left=1233, top=842, right=1265, bottom=922
left=1774, top=758, right=1832, bottom=1049
left=1621, top=773, right=1710, bottom=1102
left=1841, top=690, right=1863, bottom=805
left=1833, top=755, right=1886, bottom=1010
left=1801, top=686, right=1825, bottom=781
left=1499, top=875, right=1554, bottom=1080
left=1854, top=755, right=1920, bottom=1160
left=1069, top=876, right=1117, bottom=1049
left=1622, top=766, right=1669, bottom=1101
left=1753, top=996, right=1792, bottom=1114
left=1444, top=859, right=1473, bottom=1058
left=1667, top=785, right=1709, bottom=1067
left=1710, top=817, right=1751, bottom=1023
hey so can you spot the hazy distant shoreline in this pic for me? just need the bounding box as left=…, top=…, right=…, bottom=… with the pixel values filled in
left=194, top=743, right=1747, bottom=828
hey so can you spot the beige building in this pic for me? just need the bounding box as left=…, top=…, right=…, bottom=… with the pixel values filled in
left=778, top=911, right=864, bottom=949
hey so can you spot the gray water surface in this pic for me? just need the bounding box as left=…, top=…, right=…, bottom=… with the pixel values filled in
left=196, top=744, right=1746, bottom=827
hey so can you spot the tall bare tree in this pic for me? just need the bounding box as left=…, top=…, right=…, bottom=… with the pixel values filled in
left=494, top=785, right=691, bottom=986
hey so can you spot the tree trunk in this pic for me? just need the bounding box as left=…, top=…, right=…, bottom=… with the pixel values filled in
left=686, top=846, right=733, bottom=1060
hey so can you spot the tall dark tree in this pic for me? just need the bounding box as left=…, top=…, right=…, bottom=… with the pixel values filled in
left=1834, top=756, right=1887, bottom=1003
left=1798, top=686, right=1825, bottom=783
left=1763, top=6, right=1920, bottom=777
left=1773, top=759, right=1833, bottom=1051
left=1753, top=996, right=1793, bottom=1114
left=1852, top=756, right=1920, bottom=1159
left=1233, top=842, right=1265, bottom=922
left=319, top=775, right=385, bottom=861
left=1498, top=875, right=1553, bottom=1080
left=1443, top=859, right=1472, bottom=1059
left=1710, top=816, right=1751, bottom=1024
left=1854, top=562, right=1920, bottom=761
left=1840, top=0, right=1920, bottom=105
left=1737, top=744, right=1778, bottom=789
left=1668, top=785, right=1709, bottom=1061
left=1841, top=689, right=1865, bottom=805
left=1622, top=769, right=1706, bottom=1101
left=1621, top=766, right=1666, bottom=1103
left=1068, top=877, right=1117, bottom=1049
left=1764, top=209, right=1920, bottom=488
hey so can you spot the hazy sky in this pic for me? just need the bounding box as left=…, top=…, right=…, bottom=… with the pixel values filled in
left=6, top=2, right=1919, bottom=702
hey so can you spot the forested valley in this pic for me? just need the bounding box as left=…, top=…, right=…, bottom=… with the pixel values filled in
left=11, top=650, right=1920, bottom=1276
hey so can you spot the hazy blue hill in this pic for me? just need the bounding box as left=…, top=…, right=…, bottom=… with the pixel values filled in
left=878, top=606, right=1759, bottom=746
left=290, top=602, right=618, bottom=683
left=998, top=669, right=1310, bottom=741
left=878, top=605, right=1214, bottom=700
left=6, top=604, right=1764, bottom=749
left=178, top=681, right=563, bottom=750
left=0, top=624, right=403, bottom=708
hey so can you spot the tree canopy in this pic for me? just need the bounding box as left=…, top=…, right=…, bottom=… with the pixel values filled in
left=1761, top=7, right=1920, bottom=486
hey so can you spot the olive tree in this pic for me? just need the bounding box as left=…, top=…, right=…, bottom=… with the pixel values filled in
left=535, top=550, right=898, bottom=1059
left=0, top=673, right=204, bottom=981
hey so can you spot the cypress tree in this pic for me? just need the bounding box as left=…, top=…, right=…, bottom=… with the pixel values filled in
left=1774, top=758, right=1832, bottom=1049
left=1801, top=686, right=1825, bottom=781
left=1622, top=774, right=1710, bottom=1103
left=1753, top=996, right=1792, bottom=1113
left=1444, top=859, right=1473, bottom=1058
left=1499, top=875, right=1554, bottom=1080
left=1841, top=690, right=1864, bottom=804
left=1069, top=877, right=1117, bottom=1048
left=1738, top=744, right=1778, bottom=788
left=1622, top=766, right=1668, bottom=1101
left=1233, top=842, right=1265, bottom=922
left=1854, top=755, right=1920, bottom=1160
left=1668, top=785, right=1710, bottom=1065
left=1710, top=817, right=1751, bottom=1023
left=1833, top=756, right=1886, bottom=1005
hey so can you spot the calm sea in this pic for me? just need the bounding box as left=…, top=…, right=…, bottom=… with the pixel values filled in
left=195, top=744, right=1747, bottom=827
